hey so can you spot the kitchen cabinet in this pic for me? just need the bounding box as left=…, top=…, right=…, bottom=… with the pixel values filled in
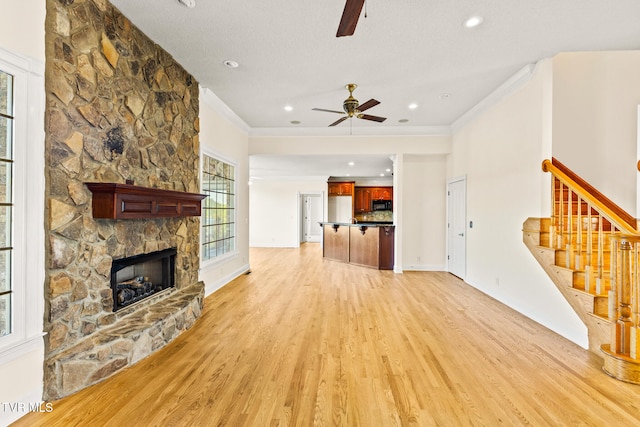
left=354, top=186, right=393, bottom=212
left=321, top=223, right=394, bottom=270
left=354, top=187, right=372, bottom=213
left=371, top=187, right=393, bottom=201
left=328, top=181, right=354, bottom=196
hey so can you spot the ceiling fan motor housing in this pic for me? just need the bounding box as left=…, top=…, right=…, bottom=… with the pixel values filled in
left=343, top=97, right=359, bottom=117
left=343, top=83, right=359, bottom=116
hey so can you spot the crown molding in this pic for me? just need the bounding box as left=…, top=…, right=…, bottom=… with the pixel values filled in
left=248, top=125, right=451, bottom=137
left=199, top=86, right=251, bottom=134
left=249, top=175, right=330, bottom=182
left=450, top=63, right=537, bottom=133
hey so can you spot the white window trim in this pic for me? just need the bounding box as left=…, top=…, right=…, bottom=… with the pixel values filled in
left=0, top=47, right=45, bottom=360
left=200, top=149, right=239, bottom=268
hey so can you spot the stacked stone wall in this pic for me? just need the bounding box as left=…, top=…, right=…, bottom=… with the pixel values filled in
left=44, top=0, right=203, bottom=399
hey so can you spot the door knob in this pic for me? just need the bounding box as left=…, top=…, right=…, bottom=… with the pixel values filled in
left=458, top=233, right=464, bottom=237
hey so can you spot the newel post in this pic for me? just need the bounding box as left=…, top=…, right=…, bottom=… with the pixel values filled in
left=610, top=234, right=640, bottom=359
left=613, top=238, right=633, bottom=354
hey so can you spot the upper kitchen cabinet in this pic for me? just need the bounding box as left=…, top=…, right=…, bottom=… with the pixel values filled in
left=371, top=187, right=393, bottom=201
left=328, top=181, right=354, bottom=196
left=354, top=187, right=371, bottom=213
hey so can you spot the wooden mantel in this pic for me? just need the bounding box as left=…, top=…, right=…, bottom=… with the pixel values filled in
left=85, top=183, right=207, bottom=219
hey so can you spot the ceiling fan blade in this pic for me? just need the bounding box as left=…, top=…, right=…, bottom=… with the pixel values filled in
left=329, top=116, right=348, bottom=127
left=313, top=108, right=345, bottom=114
left=358, top=114, right=387, bottom=123
left=336, top=0, right=365, bottom=37
left=357, top=98, right=380, bottom=112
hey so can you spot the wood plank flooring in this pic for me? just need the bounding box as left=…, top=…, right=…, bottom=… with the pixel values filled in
left=14, top=244, right=640, bottom=426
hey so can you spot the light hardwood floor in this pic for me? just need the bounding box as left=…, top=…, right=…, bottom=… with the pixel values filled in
left=14, top=244, right=640, bottom=426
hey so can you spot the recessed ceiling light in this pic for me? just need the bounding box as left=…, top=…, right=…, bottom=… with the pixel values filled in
left=346, top=173, right=351, bottom=177
left=290, top=120, right=300, bottom=125
left=348, top=161, right=355, bottom=166
left=178, top=0, right=196, bottom=8
left=408, top=103, right=418, bottom=110
left=398, top=119, right=409, bottom=123
left=223, top=59, right=239, bottom=68
left=463, top=16, right=483, bottom=28
left=284, top=105, right=293, bottom=112
left=380, top=173, right=385, bottom=177
left=386, top=168, right=391, bottom=172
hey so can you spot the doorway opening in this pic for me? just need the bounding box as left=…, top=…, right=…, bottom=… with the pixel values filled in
left=300, top=193, right=323, bottom=244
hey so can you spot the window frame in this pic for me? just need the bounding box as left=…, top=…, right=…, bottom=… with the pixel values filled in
left=200, top=150, right=238, bottom=266
left=0, top=47, right=45, bottom=358
left=0, top=67, right=15, bottom=340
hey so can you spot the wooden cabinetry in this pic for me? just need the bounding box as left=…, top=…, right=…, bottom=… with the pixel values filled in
left=354, top=187, right=372, bottom=213
left=322, top=223, right=394, bottom=270
left=371, top=187, right=393, bottom=201
left=328, top=182, right=354, bottom=196
left=354, top=186, right=393, bottom=212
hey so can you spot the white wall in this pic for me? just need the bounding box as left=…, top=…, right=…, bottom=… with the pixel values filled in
left=250, top=179, right=327, bottom=247
left=0, top=0, right=45, bottom=62
left=552, top=51, right=640, bottom=216
left=449, top=59, right=588, bottom=347
left=198, top=89, right=251, bottom=296
left=402, top=155, right=447, bottom=270
left=0, top=1, right=46, bottom=424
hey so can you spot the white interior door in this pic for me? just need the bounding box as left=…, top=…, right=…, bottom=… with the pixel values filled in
left=302, top=194, right=322, bottom=243
left=447, top=177, right=466, bottom=279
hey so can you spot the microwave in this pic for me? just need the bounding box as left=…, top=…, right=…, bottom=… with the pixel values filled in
left=372, top=199, right=392, bottom=211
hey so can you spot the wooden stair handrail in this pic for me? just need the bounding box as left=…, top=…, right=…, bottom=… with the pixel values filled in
left=542, top=158, right=638, bottom=233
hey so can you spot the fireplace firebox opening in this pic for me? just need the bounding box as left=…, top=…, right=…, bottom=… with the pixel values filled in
left=110, top=248, right=177, bottom=311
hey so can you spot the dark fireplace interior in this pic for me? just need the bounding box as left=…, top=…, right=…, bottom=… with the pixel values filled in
left=110, top=248, right=177, bottom=311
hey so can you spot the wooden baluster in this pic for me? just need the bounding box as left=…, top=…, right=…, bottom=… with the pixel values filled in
left=585, top=205, right=593, bottom=293
left=566, top=190, right=573, bottom=268
left=613, top=238, right=633, bottom=355
left=609, top=237, right=617, bottom=319
left=549, top=176, right=556, bottom=248
left=557, top=182, right=564, bottom=248
left=576, top=197, right=583, bottom=270
left=596, top=215, right=604, bottom=295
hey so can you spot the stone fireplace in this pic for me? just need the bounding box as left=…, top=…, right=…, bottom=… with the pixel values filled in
left=43, top=0, right=205, bottom=400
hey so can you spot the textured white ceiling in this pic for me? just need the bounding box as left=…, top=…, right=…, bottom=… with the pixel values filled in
left=109, top=0, right=640, bottom=177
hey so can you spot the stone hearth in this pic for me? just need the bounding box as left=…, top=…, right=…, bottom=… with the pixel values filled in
left=45, top=282, right=203, bottom=399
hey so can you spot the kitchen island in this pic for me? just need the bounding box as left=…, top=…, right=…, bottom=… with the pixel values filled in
left=320, top=222, right=394, bottom=270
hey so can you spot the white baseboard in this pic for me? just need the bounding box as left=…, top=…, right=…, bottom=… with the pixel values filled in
left=402, top=264, right=446, bottom=272
left=204, top=263, right=251, bottom=297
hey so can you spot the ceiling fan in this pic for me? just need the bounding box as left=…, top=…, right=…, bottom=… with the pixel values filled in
left=337, top=0, right=366, bottom=37
left=313, top=84, right=387, bottom=127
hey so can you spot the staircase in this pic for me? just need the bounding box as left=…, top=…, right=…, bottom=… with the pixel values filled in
left=524, top=158, right=640, bottom=383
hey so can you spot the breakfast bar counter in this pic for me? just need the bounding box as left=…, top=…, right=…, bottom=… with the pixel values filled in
left=320, top=222, right=395, bottom=270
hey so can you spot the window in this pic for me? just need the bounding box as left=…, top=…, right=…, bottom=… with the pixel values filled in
left=0, top=69, right=13, bottom=337
left=0, top=48, right=44, bottom=355
left=201, top=153, right=236, bottom=261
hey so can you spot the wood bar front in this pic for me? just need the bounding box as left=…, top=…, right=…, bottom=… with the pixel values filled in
left=321, top=223, right=394, bottom=270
